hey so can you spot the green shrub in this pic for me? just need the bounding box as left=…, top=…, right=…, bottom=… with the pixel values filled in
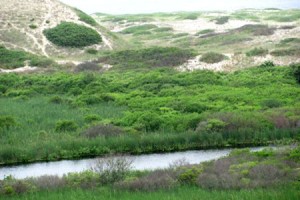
left=290, top=63, right=300, bottom=83
left=84, top=115, right=101, bottom=123
left=200, top=52, right=226, bottom=64
left=178, top=166, right=203, bottom=184
left=74, top=9, right=97, bottom=26
left=55, top=120, right=78, bottom=132
left=44, top=22, right=102, bottom=47
left=0, top=116, right=16, bottom=130
left=214, top=16, right=229, bottom=25
left=49, top=96, right=64, bottom=104
left=261, top=99, right=282, bottom=108
left=86, top=48, right=98, bottom=54
left=259, top=61, right=275, bottom=67
left=65, top=171, right=99, bottom=188
left=246, top=48, right=268, bottom=57
left=29, top=24, right=37, bottom=29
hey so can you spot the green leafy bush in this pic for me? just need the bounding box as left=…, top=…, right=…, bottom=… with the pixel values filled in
left=86, top=48, right=98, bottom=54
left=55, top=120, right=78, bottom=132
left=0, top=116, right=16, bottom=130
left=200, top=52, right=226, bottom=63
left=29, top=24, right=37, bottom=29
left=43, top=22, right=102, bottom=47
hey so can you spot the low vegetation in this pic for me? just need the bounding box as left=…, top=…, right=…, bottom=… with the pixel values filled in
left=0, top=46, right=55, bottom=69
left=200, top=52, right=226, bottom=63
left=97, top=47, right=195, bottom=69
left=214, top=16, right=230, bottom=25
left=0, top=64, right=299, bottom=164
left=43, top=22, right=102, bottom=47
left=246, top=48, right=268, bottom=57
left=74, top=8, right=98, bottom=26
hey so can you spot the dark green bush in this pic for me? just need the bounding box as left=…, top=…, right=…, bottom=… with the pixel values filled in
left=29, top=24, right=37, bottom=29
left=43, top=22, right=102, bottom=47
left=259, top=61, right=275, bottom=67
left=55, top=120, right=78, bottom=132
left=200, top=52, right=226, bottom=64
left=86, top=48, right=98, bottom=54
left=290, top=63, right=300, bottom=83
left=246, top=48, right=268, bottom=57
left=261, top=99, right=282, bottom=108
left=214, top=16, right=229, bottom=24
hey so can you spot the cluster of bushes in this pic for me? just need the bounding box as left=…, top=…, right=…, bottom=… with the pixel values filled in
left=74, top=8, right=98, bottom=26
left=97, top=47, right=195, bottom=68
left=1, top=147, right=298, bottom=196
left=0, top=46, right=55, bottom=69
left=43, top=22, right=102, bottom=47
left=0, top=64, right=299, bottom=164
left=200, top=52, right=226, bottom=63
left=246, top=48, right=268, bottom=57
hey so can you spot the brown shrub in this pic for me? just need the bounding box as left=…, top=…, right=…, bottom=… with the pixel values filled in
left=30, top=175, right=66, bottom=190
left=83, top=124, right=124, bottom=138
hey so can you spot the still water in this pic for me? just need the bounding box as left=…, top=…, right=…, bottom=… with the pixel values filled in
left=0, top=147, right=269, bottom=179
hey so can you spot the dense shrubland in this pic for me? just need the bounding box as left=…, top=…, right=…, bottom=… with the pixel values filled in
left=0, top=64, right=299, bottom=164
left=74, top=8, right=98, bottom=26
left=43, top=22, right=102, bottom=47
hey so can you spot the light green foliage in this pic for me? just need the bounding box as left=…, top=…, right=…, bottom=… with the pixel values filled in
left=55, top=120, right=78, bottom=132
left=43, top=22, right=102, bottom=47
left=75, top=8, right=97, bottom=26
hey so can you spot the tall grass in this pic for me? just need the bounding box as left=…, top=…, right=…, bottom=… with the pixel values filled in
left=1, top=186, right=299, bottom=200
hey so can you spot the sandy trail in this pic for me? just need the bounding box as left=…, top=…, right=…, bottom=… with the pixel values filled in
left=0, top=66, right=38, bottom=73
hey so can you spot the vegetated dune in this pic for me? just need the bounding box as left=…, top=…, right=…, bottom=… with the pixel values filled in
left=95, top=9, right=300, bottom=71
left=0, top=0, right=118, bottom=58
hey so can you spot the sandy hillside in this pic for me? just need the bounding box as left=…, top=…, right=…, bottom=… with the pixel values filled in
left=0, top=0, right=113, bottom=58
